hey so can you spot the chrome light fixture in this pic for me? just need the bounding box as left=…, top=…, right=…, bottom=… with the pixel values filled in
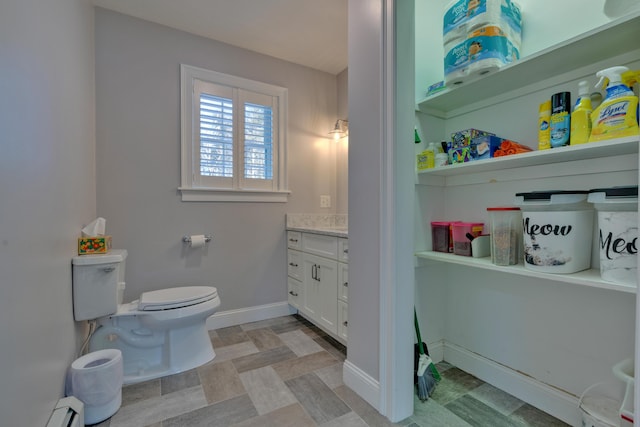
left=329, top=119, right=348, bottom=140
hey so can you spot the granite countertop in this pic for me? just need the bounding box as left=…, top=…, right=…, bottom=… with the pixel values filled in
left=286, top=213, right=348, bottom=238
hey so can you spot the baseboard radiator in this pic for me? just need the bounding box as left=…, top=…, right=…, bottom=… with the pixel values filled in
left=46, top=397, right=84, bottom=427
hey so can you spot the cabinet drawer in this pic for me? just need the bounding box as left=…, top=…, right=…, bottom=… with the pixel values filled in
left=338, top=263, right=348, bottom=303
left=287, top=250, right=303, bottom=280
left=288, top=277, right=302, bottom=309
left=338, top=300, right=348, bottom=341
left=302, top=233, right=338, bottom=259
left=287, top=231, right=302, bottom=250
left=338, top=238, right=349, bottom=263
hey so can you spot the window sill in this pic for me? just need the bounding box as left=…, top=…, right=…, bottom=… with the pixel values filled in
left=179, top=187, right=290, bottom=202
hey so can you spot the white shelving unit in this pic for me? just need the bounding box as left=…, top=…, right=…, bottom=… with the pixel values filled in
left=413, top=11, right=640, bottom=425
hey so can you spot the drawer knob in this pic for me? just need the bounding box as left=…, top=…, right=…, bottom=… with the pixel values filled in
left=343, top=321, right=348, bottom=327
left=343, top=281, right=348, bottom=287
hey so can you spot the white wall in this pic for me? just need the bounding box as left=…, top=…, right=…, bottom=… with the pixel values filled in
left=95, top=9, right=341, bottom=310
left=0, top=0, right=96, bottom=425
left=336, top=69, right=349, bottom=215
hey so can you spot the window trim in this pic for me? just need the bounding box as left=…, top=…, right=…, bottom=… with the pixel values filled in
left=179, top=64, right=290, bottom=202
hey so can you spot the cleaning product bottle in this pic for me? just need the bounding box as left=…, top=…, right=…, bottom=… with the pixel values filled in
left=414, top=127, right=421, bottom=144
left=550, top=92, right=571, bottom=147
left=538, top=100, right=551, bottom=150
left=589, top=66, right=639, bottom=142
left=570, top=81, right=592, bottom=145
left=424, top=142, right=436, bottom=169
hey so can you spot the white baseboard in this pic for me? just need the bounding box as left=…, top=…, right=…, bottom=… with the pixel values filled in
left=206, top=301, right=297, bottom=330
left=343, top=359, right=382, bottom=412
left=443, top=342, right=580, bottom=426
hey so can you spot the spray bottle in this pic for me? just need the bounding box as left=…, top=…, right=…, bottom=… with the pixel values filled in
left=570, top=81, right=592, bottom=145
left=589, top=66, right=639, bottom=142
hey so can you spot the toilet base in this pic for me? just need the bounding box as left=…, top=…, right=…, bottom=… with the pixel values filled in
left=90, top=317, right=216, bottom=385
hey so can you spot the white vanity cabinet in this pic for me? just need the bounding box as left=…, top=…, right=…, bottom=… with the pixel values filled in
left=287, top=230, right=348, bottom=344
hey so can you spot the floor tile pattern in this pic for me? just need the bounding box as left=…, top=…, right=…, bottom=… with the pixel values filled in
left=89, top=314, right=569, bottom=427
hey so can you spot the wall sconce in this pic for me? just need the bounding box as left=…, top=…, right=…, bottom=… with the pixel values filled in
left=329, top=119, right=348, bottom=140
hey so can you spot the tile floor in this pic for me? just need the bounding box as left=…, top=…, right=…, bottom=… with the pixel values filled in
left=90, top=314, right=570, bottom=427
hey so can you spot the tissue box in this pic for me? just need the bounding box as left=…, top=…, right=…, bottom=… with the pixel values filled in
left=471, top=135, right=504, bottom=160
left=451, top=128, right=494, bottom=149
left=78, top=236, right=112, bottom=255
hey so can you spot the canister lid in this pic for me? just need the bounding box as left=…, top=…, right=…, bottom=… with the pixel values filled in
left=588, top=186, right=638, bottom=199
left=487, top=207, right=521, bottom=211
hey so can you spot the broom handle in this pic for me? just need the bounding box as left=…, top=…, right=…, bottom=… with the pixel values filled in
left=414, top=309, right=426, bottom=356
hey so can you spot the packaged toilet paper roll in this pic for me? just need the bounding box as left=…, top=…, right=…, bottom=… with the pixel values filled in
left=444, top=38, right=468, bottom=86
left=443, top=0, right=469, bottom=43
left=465, top=29, right=519, bottom=80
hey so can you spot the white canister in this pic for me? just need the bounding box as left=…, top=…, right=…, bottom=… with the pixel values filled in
left=588, top=186, right=638, bottom=286
left=515, top=191, right=593, bottom=274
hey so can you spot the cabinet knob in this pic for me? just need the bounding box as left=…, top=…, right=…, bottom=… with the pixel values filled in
left=289, top=291, right=298, bottom=297
left=343, top=281, right=348, bottom=287
left=289, top=238, right=298, bottom=243
left=289, top=262, right=298, bottom=267
left=343, top=321, right=348, bottom=327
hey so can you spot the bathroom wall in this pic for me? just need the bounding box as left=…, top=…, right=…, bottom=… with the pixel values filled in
left=95, top=9, right=341, bottom=311
left=336, top=68, right=349, bottom=214
left=0, top=0, right=96, bottom=425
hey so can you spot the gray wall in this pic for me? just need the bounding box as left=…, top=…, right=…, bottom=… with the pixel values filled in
left=0, top=0, right=96, bottom=425
left=95, top=9, right=341, bottom=309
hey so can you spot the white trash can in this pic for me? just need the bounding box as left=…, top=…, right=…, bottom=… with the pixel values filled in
left=70, top=349, right=123, bottom=425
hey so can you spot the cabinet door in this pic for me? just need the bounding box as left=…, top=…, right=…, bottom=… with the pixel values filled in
left=338, top=300, right=348, bottom=341
left=287, top=277, right=302, bottom=309
left=338, top=238, right=349, bottom=263
left=302, top=253, right=338, bottom=334
left=287, top=231, right=302, bottom=250
left=287, top=250, right=303, bottom=281
left=338, top=262, right=348, bottom=303
left=302, top=233, right=338, bottom=259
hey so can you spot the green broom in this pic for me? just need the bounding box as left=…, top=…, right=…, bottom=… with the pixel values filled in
left=414, top=309, right=440, bottom=401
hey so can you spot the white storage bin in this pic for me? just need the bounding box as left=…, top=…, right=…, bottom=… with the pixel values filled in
left=588, top=186, right=638, bottom=286
left=514, top=191, right=593, bottom=273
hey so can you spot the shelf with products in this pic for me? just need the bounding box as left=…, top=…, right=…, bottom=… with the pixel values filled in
left=416, top=136, right=639, bottom=186
left=415, top=251, right=636, bottom=294
left=416, top=12, right=640, bottom=118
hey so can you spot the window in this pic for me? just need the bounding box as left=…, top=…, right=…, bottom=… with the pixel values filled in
left=180, top=64, right=289, bottom=202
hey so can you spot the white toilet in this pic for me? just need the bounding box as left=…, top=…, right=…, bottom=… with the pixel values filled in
left=72, top=249, right=221, bottom=384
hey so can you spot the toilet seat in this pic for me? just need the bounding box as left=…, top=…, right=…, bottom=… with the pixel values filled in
left=138, top=286, right=218, bottom=311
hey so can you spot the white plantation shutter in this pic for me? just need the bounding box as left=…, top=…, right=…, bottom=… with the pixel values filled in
left=180, top=65, right=288, bottom=202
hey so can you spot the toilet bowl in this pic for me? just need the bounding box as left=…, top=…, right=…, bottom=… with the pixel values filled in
left=89, top=286, right=220, bottom=384
left=72, top=250, right=221, bottom=385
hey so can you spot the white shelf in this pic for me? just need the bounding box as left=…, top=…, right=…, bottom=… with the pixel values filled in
left=415, top=251, right=636, bottom=294
left=417, top=136, right=639, bottom=179
left=416, top=12, right=640, bottom=117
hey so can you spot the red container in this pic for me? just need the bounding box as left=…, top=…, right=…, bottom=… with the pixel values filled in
left=431, top=221, right=452, bottom=253
left=452, top=222, right=484, bottom=256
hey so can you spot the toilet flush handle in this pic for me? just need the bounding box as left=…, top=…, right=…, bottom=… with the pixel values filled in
left=102, top=266, right=116, bottom=273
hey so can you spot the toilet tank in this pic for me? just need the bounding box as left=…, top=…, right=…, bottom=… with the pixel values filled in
left=72, top=249, right=127, bottom=321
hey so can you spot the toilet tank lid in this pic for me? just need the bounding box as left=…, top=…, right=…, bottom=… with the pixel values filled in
left=72, top=249, right=128, bottom=265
